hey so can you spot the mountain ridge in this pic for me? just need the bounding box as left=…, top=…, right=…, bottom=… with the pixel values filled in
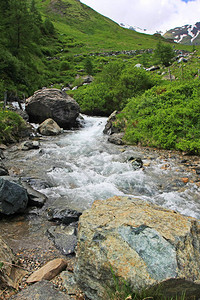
left=164, top=22, right=200, bottom=45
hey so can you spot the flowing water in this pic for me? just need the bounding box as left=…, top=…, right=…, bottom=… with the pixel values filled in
left=1, top=115, right=200, bottom=250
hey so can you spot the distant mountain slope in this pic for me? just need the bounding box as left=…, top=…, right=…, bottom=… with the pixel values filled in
left=164, top=22, right=200, bottom=45
left=35, top=0, right=165, bottom=53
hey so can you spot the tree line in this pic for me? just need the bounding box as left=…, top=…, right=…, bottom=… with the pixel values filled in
left=0, top=0, right=55, bottom=99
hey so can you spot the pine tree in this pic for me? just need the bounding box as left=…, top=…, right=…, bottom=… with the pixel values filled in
left=154, top=41, right=175, bottom=67
left=7, top=0, right=32, bottom=56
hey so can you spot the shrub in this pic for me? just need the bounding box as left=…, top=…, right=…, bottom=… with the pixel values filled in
left=119, top=81, right=200, bottom=154
left=0, top=109, right=27, bottom=144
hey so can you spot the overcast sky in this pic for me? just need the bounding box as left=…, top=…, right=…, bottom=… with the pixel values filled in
left=80, top=0, right=200, bottom=34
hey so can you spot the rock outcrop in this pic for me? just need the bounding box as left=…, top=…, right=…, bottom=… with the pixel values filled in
left=26, top=88, right=80, bottom=129
left=0, top=236, right=26, bottom=289
left=38, top=118, right=62, bottom=136
left=0, top=179, right=28, bottom=215
left=75, top=196, right=200, bottom=299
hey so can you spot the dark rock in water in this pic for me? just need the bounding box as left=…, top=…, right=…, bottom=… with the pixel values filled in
left=47, top=224, right=77, bottom=255
left=108, top=133, right=124, bottom=145
left=0, top=163, right=9, bottom=176
left=10, top=280, right=71, bottom=300
left=21, top=181, right=47, bottom=207
left=103, top=111, right=121, bottom=135
left=25, top=88, right=80, bottom=129
left=0, top=179, right=28, bottom=215
left=47, top=207, right=82, bottom=225
left=128, top=157, right=143, bottom=169
left=19, top=140, right=40, bottom=151
left=0, top=149, right=5, bottom=159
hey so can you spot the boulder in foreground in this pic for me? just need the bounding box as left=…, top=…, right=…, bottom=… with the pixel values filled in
left=75, top=196, right=200, bottom=299
left=26, top=88, right=80, bottom=129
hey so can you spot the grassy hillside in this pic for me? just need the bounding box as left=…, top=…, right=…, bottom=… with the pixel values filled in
left=36, top=0, right=161, bottom=53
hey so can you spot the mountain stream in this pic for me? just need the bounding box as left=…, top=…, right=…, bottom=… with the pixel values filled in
left=1, top=115, right=200, bottom=251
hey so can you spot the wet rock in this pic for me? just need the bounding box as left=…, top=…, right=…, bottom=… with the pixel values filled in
left=108, top=133, right=124, bottom=145
left=0, top=236, right=26, bottom=289
left=0, top=179, right=28, bottom=215
left=21, top=181, right=47, bottom=207
left=19, top=140, right=40, bottom=151
left=47, top=207, right=82, bottom=225
left=38, top=118, right=62, bottom=136
left=75, top=196, right=200, bottom=300
left=128, top=157, right=143, bottom=169
left=47, top=224, right=77, bottom=255
left=11, top=280, right=71, bottom=300
left=195, top=167, right=200, bottom=175
left=25, top=88, right=80, bottom=129
left=0, top=149, right=5, bottom=159
left=181, top=177, right=189, bottom=184
left=103, top=111, right=121, bottom=135
left=0, top=163, right=9, bottom=176
left=0, top=144, right=7, bottom=150
left=26, top=258, right=68, bottom=283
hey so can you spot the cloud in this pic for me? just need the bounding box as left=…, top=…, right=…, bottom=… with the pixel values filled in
left=81, top=0, right=200, bottom=33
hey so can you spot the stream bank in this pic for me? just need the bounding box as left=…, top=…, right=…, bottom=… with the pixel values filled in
left=0, top=115, right=200, bottom=299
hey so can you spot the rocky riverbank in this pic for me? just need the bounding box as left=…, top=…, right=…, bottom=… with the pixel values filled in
left=0, top=112, right=200, bottom=299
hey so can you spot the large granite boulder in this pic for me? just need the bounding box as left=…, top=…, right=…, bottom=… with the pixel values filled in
left=0, top=236, right=26, bottom=289
left=26, top=88, right=80, bottom=129
left=75, top=196, right=200, bottom=300
left=0, top=178, right=28, bottom=215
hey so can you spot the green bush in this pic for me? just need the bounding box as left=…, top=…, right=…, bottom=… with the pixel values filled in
left=0, top=109, right=27, bottom=144
left=119, top=81, right=200, bottom=154
left=74, top=61, right=160, bottom=115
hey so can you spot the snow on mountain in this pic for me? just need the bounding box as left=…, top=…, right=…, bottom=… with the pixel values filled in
left=119, top=23, right=159, bottom=35
left=164, top=22, right=200, bottom=45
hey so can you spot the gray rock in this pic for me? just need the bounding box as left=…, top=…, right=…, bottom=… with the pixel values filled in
left=11, top=280, right=71, bottom=300
left=0, top=149, right=5, bottom=159
left=38, top=118, right=62, bottom=136
left=128, top=157, right=143, bottom=169
left=0, top=163, right=9, bottom=176
left=21, top=181, right=47, bottom=207
left=75, top=196, right=200, bottom=300
left=47, top=207, right=82, bottom=225
left=47, top=224, right=77, bottom=255
left=103, top=111, right=121, bottom=135
left=61, top=271, right=80, bottom=295
left=108, top=133, right=124, bottom=145
left=26, top=88, right=80, bottom=129
left=19, top=140, right=40, bottom=151
left=0, top=179, right=28, bottom=215
left=0, top=236, right=26, bottom=289
left=146, top=65, right=160, bottom=71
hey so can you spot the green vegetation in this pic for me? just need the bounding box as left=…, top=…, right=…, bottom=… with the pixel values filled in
left=0, top=0, right=199, bottom=154
left=74, top=61, right=160, bottom=115
left=107, top=268, right=187, bottom=300
left=117, top=81, right=200, bottom=154
left=0, top=107, right=27, bottom=144
left=153, top=41, right=175, bottom=66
